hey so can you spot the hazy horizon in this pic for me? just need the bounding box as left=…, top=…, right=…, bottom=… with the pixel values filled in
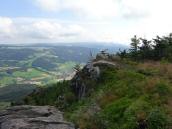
left=0, top=42, right=128, bottom=46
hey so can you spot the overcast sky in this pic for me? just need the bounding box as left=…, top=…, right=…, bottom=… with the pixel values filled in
left=0, top=0, right=171, bottom=44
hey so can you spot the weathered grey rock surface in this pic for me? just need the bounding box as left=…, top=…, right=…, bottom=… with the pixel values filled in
left=0, top=105, right=75, bottom=129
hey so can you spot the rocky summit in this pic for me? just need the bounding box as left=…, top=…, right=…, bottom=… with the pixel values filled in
left=0, top=105, right=75, bottom=129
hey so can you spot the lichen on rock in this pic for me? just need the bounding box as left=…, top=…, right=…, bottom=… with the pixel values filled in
left=0, top=105, right=75, bottom=129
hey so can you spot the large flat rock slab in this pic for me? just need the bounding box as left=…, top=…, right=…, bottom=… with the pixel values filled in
left=0, top=105, right=75, bottom=129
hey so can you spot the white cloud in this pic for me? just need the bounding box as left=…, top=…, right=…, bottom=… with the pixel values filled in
left=0, top=17, right=13, bottom=32
left=0, top=0, right=172, bottom=44
left=34, top=0, right=120, bottom=18
left=64, top=0, right=120, bottom=18
left=0, top=17, right=15, bottom=39
left=33, top=0, right=172, bottom=21
left=33, top=0, right=153, bottom=19
left=0, top=17, right=96, bottom=43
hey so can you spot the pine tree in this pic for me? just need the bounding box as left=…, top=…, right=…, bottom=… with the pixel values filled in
left=130, top=35, right=140, bottom=60
left=139, top=38, right=152, bottom=60
left=130, top=35, right=140, bottom=52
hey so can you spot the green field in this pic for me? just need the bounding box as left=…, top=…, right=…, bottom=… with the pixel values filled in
left=13, top=68, right=45, bottom=79
left=58, top=61, right=77, bottom=72
left=0, top=77, right=16, bottom=86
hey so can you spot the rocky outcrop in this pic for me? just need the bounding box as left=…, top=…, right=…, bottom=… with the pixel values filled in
left=0, top=105, right=75, bottom=129
left=71, top=51, right=120, bottom=100
left=71, top=60, right=100, bottom=100
left=93, top=60, right=117, bottom=68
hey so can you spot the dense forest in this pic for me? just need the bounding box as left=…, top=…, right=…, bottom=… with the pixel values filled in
left=118, top=33, right=172, bottom=62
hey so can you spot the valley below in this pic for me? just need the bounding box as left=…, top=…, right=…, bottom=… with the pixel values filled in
left=0, top=43, right=125, bottom=107
left=0, top=45, right=92, bottom=105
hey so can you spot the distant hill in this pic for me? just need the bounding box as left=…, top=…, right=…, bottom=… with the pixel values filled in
left=0, top=84, right=36, bottom=102
left=0, top=42, right=128, bottom=52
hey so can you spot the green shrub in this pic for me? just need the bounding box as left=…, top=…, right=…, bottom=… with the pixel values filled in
left=100, top=98, right=132, bottom=129
left=154, top=83, right=170, bottom=96
left=147, top=108, right=170, bottom=129
left=123, top=97, right=151, bottom=129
